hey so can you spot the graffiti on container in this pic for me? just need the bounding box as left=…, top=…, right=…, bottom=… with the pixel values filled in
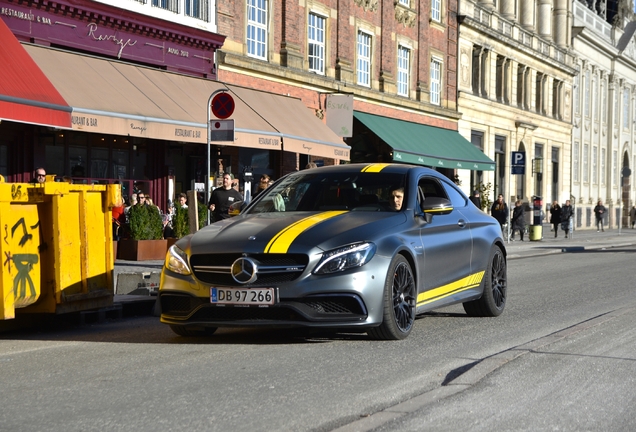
left=2, top=218, right=40, bottom=299
left=11, top=184, right=23, bottom=200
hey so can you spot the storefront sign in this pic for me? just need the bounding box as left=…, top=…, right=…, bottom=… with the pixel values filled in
left=326, top=94, right=353, bottom=138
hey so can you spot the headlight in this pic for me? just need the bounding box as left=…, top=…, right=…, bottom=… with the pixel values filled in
left=165, top=245, right=191, bottom=275
left=313, top=242, right=376, bottom=275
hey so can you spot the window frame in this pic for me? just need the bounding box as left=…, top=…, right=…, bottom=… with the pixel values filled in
left=430, top=56, right=442, bottom=106
left=397, top=45, right=410, bottom=97
left=356, top=30, right=372, bottom=87
left=308, top=12, right=326, bottom=75
left=431, top=0, right=442, bottom=23
left=247, top=0, right=268, bottom=60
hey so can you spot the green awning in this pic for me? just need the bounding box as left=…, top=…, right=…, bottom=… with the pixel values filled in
left=354, top=111, right=495, bottom=171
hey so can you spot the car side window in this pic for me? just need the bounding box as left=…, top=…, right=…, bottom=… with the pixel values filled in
left=439, top=179, right=468, bottom=208
left=417, top=177, right=448, bottom=206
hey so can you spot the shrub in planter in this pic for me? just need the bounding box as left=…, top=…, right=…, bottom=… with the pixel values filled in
left=173, top=206, right=190, bottom=239
left=128, top=205, right=164, bottom=240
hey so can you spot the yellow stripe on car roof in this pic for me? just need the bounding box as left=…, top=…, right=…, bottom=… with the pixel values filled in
left=264, top=211, right=348, bottom=253
left=416, top=271, right=485, bottom=306
left=361, top=163, right=391, bottom=173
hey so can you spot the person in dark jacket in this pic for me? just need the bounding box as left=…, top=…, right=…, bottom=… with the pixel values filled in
left=469, top=190, right=481, bottom=209
left=594, top=199, right=606, bottom=232
left=490, top=194, right=508, bottom=231
left=510, top=200, right=525, bottom=241
left=561, top=199, right=573, bottom=238
left=550, top=201, right=562, bottom=238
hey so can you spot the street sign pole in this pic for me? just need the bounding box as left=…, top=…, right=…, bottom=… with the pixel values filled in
left=206, top=89, right=227, bottom=223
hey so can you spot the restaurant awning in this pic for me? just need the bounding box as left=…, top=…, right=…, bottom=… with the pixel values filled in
left=21, top=44, right=349, bottom=160
left=354, top=111, right=495, bottom=171
left=0, top=18, right=71, bottom=129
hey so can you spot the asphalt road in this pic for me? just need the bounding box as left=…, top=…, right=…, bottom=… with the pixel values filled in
left=1, top=247, right=635, bottom=431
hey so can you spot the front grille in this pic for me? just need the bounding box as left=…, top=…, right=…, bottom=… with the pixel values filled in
left=190, top=253, right=308, bottom=287
left=160, top=292, right=367, bottom=323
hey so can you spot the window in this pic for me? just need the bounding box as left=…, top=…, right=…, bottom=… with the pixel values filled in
left=574, top=73, right=580, bottom=115
left=584, top=70, right=590, bottom=117
left=615, top=86, right=620, bottom=126
left=592, top=146, right=598, bottom=184
left=601, top=148, right=606, bottom=185
left=612, top=150, right=617, bottom=186
left=602, top=81, right=607, bottom=123
left=430, top=57, right=442, bottom=105
left=431, top=0, right=441, bottom=22
left=552, top=79, right=561, bottom=119
left=399, top=0, right=410, bottom=5
left=583, top=143, right=589, bottom=183
left=535, top=73, right=546, bottom=114
left=357, top=31, right=372, bottom=87
left=573, top=141, right=580, bottom=182
left=397, top=45, right=410, bottom=97
left=247, top=0, right=268, bottom=59
left=152, top=0, right=178, bottom=13
left=308, top=13, right=326, bottom=74
left=185, top=0, right=208, bottom=21
left=623, top=88, right=630, bottom=129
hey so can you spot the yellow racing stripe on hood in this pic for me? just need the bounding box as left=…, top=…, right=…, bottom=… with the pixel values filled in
left=264, top=211, right=348, bottom=253
left=361, top=163, right=391, bottom=173
left=416, top=271, right=485, bottom=306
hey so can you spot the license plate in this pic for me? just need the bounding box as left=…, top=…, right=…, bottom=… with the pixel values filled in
left=210, top=287, right=275, bottom=306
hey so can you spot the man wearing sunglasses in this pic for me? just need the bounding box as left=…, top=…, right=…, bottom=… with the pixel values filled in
left=31, top=167, right=46, bottom=184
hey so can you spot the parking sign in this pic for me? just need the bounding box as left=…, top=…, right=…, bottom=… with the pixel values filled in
left=511, top=151, right=525, bottom=175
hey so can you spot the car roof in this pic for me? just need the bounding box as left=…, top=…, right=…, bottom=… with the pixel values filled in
left=299, top=163, right=440, bottom=177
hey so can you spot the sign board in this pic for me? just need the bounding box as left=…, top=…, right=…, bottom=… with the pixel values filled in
left=326, top=94, right=353, bottom=137
left=511, top=151, right=526, bottom=175
left=211, top=92, right=235, bottom=119
left=209, top=119, right=235, bottom=142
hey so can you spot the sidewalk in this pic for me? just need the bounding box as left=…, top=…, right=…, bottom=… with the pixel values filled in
left=504, top=224, right=636, bottom=259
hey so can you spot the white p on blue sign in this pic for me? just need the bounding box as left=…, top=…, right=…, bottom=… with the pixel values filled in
left=511, top=151, right=525, bottom=175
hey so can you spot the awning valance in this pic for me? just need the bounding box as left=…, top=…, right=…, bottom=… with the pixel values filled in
left=22, top=44, right=349, bottom=160
left=354, top=111, right=495, bottom=171
left=0, top=18, right=71, bottom=128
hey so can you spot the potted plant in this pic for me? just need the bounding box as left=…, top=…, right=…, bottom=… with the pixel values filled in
left=118, top=204, right=168, bottom=261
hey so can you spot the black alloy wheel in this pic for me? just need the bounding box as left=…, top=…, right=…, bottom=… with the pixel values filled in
left=463, top=246, right=507, bottom=317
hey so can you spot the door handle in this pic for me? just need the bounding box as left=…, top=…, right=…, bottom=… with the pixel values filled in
left=457, top=219, right=466, bottom=228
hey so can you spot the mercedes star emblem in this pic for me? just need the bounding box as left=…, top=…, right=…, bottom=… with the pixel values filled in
left=231, top=257, right=258, bottom=284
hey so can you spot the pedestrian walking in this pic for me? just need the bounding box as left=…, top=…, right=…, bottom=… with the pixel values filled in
left=594, top=199, right=606, bottom=232
left=550, top=201, right=562, bottom=238
left=510, top=200, right=525, bottom=241
left=630, top=205, right=636, bottom=229
left=561, top=199, right=573, bottom=238
left=491, top=194, right=508, bottom=233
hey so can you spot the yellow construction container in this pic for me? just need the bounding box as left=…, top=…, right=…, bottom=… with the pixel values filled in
left=529, top=225, right=543, bottom=241
left=0, top=178, right=121, bottom=320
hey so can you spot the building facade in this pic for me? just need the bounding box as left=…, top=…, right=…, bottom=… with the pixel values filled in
left=215, top=0, right=495, bottom=185
left=457, top=0, right=577, bottom=215
left=570, top=0, right=636, bottom=229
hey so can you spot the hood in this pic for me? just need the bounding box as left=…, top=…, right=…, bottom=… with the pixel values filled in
left=188, top=211, right=407, bottom=255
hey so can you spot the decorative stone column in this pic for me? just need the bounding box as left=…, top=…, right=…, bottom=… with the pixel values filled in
left=501, top=0, right=517, bottom=21
left=520, top=0, right=536, bottom=31
left=553, top=0, right=568, bottom=48
left=538, top=0, right=553, bottom=41
left=479, top=0, right=496, bottom=11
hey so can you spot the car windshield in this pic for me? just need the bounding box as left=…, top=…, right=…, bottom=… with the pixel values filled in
left=247, top=171, right=406, bottom=213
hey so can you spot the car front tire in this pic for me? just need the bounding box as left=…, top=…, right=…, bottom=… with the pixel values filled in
left=463, top=246, right=507, bottom=317
left=368, top=255, right=416, bottom=340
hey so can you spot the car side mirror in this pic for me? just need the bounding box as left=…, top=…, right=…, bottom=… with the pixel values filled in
left=420, top=197, right=454, bottom=215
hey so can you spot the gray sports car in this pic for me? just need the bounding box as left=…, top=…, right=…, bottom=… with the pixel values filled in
left=159, top=163, right=507, bottom=340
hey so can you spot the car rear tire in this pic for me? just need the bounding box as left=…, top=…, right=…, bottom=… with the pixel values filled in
left=169, top=325, right=218, bottom=337
left=368, top=255, right=416, bottom=340
left=463, top=246, right=507, bottom=317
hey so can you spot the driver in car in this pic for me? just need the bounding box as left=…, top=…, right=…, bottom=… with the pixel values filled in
left=389, top=186, right=404, bottom=211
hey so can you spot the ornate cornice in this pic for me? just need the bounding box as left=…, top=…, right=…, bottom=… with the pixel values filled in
left=394, top=2, right=416, bottom=28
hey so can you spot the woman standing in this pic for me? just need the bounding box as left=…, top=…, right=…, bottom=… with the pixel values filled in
left=594, top=199, right=606, bottom=232
left=550, top=201, right=562, bottom=238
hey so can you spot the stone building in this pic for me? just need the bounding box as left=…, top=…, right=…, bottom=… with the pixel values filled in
left=570, top=0, right=636, bottom=229
left=457, top=0, right=577, bottom=215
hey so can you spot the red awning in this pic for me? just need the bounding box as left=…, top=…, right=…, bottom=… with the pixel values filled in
left=0, top=18, right=71, bottom=128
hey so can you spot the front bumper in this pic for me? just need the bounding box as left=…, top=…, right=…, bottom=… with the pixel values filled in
left=158, top=255, right=391, bottom=330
